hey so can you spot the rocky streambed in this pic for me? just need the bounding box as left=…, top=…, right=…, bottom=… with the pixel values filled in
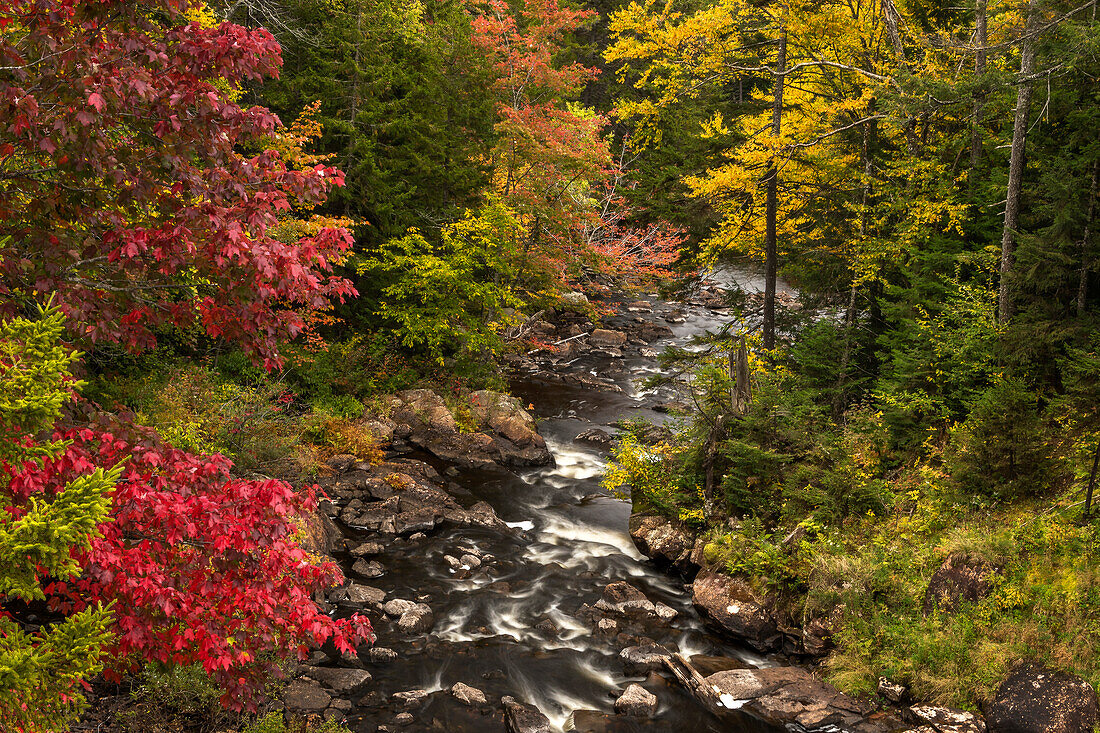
left=283, top=271, right=1099, bottom=733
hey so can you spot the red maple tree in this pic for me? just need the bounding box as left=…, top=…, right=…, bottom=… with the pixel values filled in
left=0, top=0, right=355, bottom=369
left=6, top=408, right=372, bottom=711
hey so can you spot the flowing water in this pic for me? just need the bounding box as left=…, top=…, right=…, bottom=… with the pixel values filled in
left=340, top=270, right=790, bottom=733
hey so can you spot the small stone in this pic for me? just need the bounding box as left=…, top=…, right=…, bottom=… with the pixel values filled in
left=444, top=555, right=463, bottom=570
left=351, top=559, right=385, bottom=578
left=451, top=682, right=488, bottom=706
left=368, top=647, right=398, bottom=663
left=502, top=696, right=553, bottom=733
left=597, top=618, right=618, bottom=634
left=350, top=542, right=385, bottom=557
left=330, top=698, right=353, bottom=711
left=878, top=676, right=907, bottom=703
left=619, top=644, right=672, bottom=675
left=397, top=604, right=434, bottom=634
left=654, top=603, right=677, bottom=621
left=614, top=684, right=658, bottom=717
left=391, top=689, right=429, bottom=708
left=394, top=712, right=414, bottom=726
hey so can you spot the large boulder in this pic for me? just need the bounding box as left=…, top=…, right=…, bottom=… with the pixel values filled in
left=986, top=663, right=1099, bottom=733
left=590, top=329, right=627, bottom=347
left=304, top=667, right=372, bottom=696
left=595, top=581, right=656, bottom=618
left=705, top=667, right=895, bottom=732
left=628, top=514, right=699, bottom=578
left=503, top=696, right=553, bottom=733
left=923, top=554, right=999, bottom=614
left=298, top=510, right=342, bottom=557
left=283, top=680, right=332, bottom=713
left=691, top=571, right=781, bottom=652
left=384, top=389, right=552, bottom=468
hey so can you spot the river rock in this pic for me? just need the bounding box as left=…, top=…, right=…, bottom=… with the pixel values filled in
left=908, top=705, right=987, bottom=733
left=283, top=679, right=332, bottom=712
left=383, top=598, right=417, bottom=617
left=451, top=682, right=488, bottom=706
left=692, top=571, right=780, bottom=652
left=590, top=329, right=627, bottom=347
left=397, top=603, right=434, bottom=634
left=614, top=684, right=657, bottom=717
left=923, top=554, right=998, bottom=614
left=986, top=663, right=1099, bottom=733
left=304, top=667, right=372, bottom=695
left=561, top=292, right=590, bottom=310
left=350, top=541, right=384, bottom=557
left=344, top=583, right=385, bottom=605
left=595, top=581, right=656, bottom=618
left=326, top=453, right=359, bottom=473
left=298, top=510, right=342, bottom=557
left=705, top=667, right=886, bottom=730
left=503, top=695, right=553, bottom=733
left=392, top=689, right=430, bottom=708
left=574, top=427, right=616, bottom=450
left=368, top=647, right=398, bottom=663
left=351, top=559, right=385, bottom=578
left=620, top=644, right=672, bottom=675
left=628, top=514, right=699, bottom=577
left=637, top=323, right=674, bottom=342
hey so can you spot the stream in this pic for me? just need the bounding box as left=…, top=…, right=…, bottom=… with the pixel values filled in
left=337, top=269, right=794, bottom=733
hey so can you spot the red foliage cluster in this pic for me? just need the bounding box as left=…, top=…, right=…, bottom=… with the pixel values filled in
left=0, top=0, right=355, bottom=369
left=5, top=410, right=372, bottom=711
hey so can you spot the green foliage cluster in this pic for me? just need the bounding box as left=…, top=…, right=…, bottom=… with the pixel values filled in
left=0, top=304, right=114, bottom=731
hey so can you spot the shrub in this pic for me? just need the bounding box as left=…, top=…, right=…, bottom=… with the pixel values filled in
left=0, top=303, right=114, bottom=732
left=949, top=377, right=1066, bottom=500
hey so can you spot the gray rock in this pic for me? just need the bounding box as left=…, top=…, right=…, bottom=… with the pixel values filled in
left=391, top=689, right=429, bottom=708
left=350, top=541, right=385, bottom=557
left=595, top=581, right=656, bottom=618
left=986, top=663, right=1099, bottom=733
left=878, top=677, right=907, bottom=704
left=383, top=599, right=417, bottom=617
left=614, top=684, right=658, bottom=717
left=368, top=647, right=398, bottom=663
left=654, top=603, right=677, bottom=622
left=502, top=696, right=553, bottom=733
left=351, top=558, right=385, bottom=578
left=460, top=554, right=482, bottom=569
left=451, top=682, right=488, bottom=706
left=283, top=680, right=331, bottom=712
left=620, top=644, right=672, bottom=675
left=909, top=705, right=986, bottom=733
left=590, top=329, right=627, bottom=347
left=560, top=292, right=590, bottom=310
left=345, top=584, right=386, bottom=605
left=397, top=604, right=434, bottom=634
left=573, top=428, right=616, bottom=450
left=305, top=667, right=372, bottom=695
left=628, top=514, right=699, bottom=578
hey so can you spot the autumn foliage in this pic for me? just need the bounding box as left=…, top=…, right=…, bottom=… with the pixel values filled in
left=0, top=0, right=355, bottom=369
left=7, top=406, right=373, bottom=713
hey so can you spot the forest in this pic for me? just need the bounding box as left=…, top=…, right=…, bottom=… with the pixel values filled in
left=2, top=0, right=1100, bottom=731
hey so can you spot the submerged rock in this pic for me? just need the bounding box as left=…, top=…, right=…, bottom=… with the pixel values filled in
left=691, top=571, right=780, bottom=652
left=986, top=663, right=1099, bottom=733
left=613, top=684, right=657, bottom=717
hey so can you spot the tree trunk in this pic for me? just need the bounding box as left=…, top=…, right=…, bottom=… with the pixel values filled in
left=1085, top=439, right=1100, bottom=519
left=970, top=0, right=988, bottom=173
left=1077, top=160, right=1098, bottom=316
left=763, top=28, right=786, bottom=351
left=998, top=0, right=1040, bottom=325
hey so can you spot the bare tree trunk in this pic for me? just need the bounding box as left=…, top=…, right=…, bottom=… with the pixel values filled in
left=1085, top=440, right=1100, bottom=519
left=1078, top=160, right=1099, bottom=316
left=970, top=0, right=988, bottom=173
left=763, top=28, right=786, bottom=351
left=998, top=0, right=1041, bottom=325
